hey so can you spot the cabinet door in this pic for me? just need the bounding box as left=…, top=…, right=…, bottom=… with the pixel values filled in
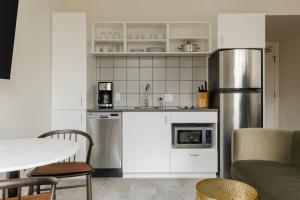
left=51, top=110, right=87, bottom=162
left=171, top=149, right=218, bottom=173
left=123, top=112, right=171, bottom=173
left=218, top=14, right=265, bottom=48
left=52, top=13, right=87, bottom=110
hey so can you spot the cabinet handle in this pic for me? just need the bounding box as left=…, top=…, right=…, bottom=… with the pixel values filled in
left=190, top=154, right=199, bottom=157
left=165, top=116, right=168, bottom=125
left=80, top=98, right=83, bottom=107
left=221, top=36, right=224, bottom=45
left=80, top=114, right=83, bottom=124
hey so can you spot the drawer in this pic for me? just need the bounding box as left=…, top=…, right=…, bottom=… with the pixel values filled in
left=170, top=112, right=218, bottom=123
left=170, top=149, right=218, bottom=173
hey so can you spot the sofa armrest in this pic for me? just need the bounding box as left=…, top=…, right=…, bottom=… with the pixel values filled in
left=232, top=128, right=292, bottom=164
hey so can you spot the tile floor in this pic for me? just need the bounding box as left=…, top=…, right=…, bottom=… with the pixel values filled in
left=57, top=178, right=200, bottom=200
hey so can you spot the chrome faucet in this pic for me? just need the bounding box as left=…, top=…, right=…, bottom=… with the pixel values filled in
left=145, top=83, right=151, bottom=107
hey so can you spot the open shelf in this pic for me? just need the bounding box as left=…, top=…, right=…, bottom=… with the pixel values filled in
left=92, top=22, right=211, bottom=55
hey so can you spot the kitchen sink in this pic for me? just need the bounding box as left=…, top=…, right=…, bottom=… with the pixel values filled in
left=134, top=106, right=160, bottom=109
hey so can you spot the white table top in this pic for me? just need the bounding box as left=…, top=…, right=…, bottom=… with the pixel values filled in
left=0, top=138, right=80, bottom=173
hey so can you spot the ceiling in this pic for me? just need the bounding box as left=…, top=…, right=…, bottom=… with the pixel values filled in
left=266, top=15, right=300, bottom=42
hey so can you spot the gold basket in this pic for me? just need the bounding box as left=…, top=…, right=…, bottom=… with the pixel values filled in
left=196, top=178, right=258, bottom=200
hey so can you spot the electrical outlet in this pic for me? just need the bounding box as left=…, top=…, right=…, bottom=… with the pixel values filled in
left=164, top=94, right=173, bottom=102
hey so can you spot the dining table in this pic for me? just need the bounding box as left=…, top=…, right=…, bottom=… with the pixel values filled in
left=0, top=138, right=80, bottom=197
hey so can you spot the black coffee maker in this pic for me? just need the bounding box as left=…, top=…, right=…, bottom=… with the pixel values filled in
left=98, top=82, right=113, bottom=108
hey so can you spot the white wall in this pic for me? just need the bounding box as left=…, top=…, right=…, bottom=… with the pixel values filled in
left=66, top=0, right=300, bottom=21
left=2, top=0, right=300, bottom=140
left=0, top=0, right=67, bottom=139
left=279, top=34, right=300, bottom=129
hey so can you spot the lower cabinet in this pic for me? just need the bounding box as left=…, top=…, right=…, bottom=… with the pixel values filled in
left=51, top=110, right=87, bottom=162
left=170, top=149, right=218, bottom=173
left=122, top=111, right=218, bottom=177
left=123, top=112, right=171, bottom=173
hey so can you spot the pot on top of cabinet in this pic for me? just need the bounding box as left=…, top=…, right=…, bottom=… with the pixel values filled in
left=178, top=41, right=200, bottom=52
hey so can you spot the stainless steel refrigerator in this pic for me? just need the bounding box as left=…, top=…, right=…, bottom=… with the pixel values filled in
left=208, top=49, right=263, bottom=178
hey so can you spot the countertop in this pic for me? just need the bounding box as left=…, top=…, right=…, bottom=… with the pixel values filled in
left=87, top=107, right=219, bottom=112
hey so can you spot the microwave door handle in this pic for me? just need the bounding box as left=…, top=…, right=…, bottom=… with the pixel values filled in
left=190, top=154, right=199, bottom=157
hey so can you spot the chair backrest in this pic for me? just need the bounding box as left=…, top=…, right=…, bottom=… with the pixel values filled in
left=0, top=177, right=57, bottom=200
left=38, top=130, right=94, bottom=164
left=232, top=128, right=293, bottom=164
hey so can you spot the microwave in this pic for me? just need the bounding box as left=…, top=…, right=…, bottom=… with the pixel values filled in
left=172, top=123, right=214, bottom=148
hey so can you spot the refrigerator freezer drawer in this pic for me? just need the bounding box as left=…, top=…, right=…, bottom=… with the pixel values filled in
left=219, top=49, right=262, bottom=89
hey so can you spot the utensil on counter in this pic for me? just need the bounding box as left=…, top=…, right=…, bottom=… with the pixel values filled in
left=146, top=47, right=165, bottom=52
left=177, top=41, right=200, bottom=52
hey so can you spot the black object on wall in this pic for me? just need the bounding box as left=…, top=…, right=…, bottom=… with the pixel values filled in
left=0, top=0, right=19, bottom=79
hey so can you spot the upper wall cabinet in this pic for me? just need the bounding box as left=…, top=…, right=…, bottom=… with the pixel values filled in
left=92, top=22, right=212, bottom=56
left=214, top=13, right=265, bottom=49
left=52, top=13, right=87, bottom=110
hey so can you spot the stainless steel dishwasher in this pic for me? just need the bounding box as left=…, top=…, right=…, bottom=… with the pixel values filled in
left=87, top=112, right=122, bottom=177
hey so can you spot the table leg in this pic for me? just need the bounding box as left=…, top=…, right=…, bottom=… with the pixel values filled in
left=6, top=171, right=20, bottom=197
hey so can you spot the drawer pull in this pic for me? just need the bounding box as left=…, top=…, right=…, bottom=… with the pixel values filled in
left=190, top=154, right=199, bottom=157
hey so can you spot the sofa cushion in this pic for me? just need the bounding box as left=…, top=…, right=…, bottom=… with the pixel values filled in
left=232, top=160, right=300, bottom=200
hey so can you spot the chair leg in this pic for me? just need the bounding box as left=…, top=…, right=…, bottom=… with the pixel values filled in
left=36, top=185, right=40, bottom=194
left=86, top=174, right=92, bottom=200
left=28, top=186, right=34, bottom=195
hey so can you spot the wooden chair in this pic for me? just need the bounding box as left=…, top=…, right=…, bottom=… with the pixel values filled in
left=0, top=177, right=57, bottom=200
left=27, top=130, right=94, bottom=200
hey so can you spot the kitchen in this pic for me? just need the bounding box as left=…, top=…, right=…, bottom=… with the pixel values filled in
left=1, top=0, right=299, bottom=199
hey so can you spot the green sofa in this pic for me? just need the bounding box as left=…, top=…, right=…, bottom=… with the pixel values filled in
left=231, top=128, right=300, bottom=200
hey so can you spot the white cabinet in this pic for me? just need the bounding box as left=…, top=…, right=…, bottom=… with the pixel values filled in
left=123, top=112, right=171, bottom=173
left=51, top=111, right=86, bottom=162
left=92, top=21, right=212, bottom=55
left=216, top=13, right=265, bottom=49
left=171, top=149, right=218, bottom=173
left=51, top=13, right=87, bottom=162
left=52, top=13, right=87, bottom=110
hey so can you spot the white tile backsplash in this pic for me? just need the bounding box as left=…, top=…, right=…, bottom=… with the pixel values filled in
left=113, top=93, right=126, bottom=107
left=153, top=57, right=166, bottom=68
left=114, top=68, right=126, bottom=80
left=127, top=81, right=140, bottom=93
left=180, top=94, right=193, bottom=107
left=100, top=57, right=114, bottom=68
left=99, top=68, right=113, bottom=81
left=153, top=81, right=166, bottom=93
left=127, top=57, right=139, bottom=68
left=140, top=57, right=152, bottom=68
left=96, top=56, right=207, bottom=107
left=167, top=81, right=179, bottom=93
left=193, top=56, right=206, bottom=68
left=127, top=68, right=139, bottom=80
left=193, top=68, right=206, bottom=81
left=153, top=68, right=166, bottom=81
left=165, top=94, right=179, bottom=107
left=114, top=57, right=126, bottom=68
left=180, top=57, right=193, bottom=68
left=167, top=68, right=179, bottom=80
left=167, top=57, right=179, bottom=68
left=180, top=68, right=192, bottom=80
left=140, top=68, right=152, bottom=80
left=180, top=81, right=193, bottom=93
left=114, top=81, right=126, bottom=93
left=127, top=94, right=140, bottom=106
